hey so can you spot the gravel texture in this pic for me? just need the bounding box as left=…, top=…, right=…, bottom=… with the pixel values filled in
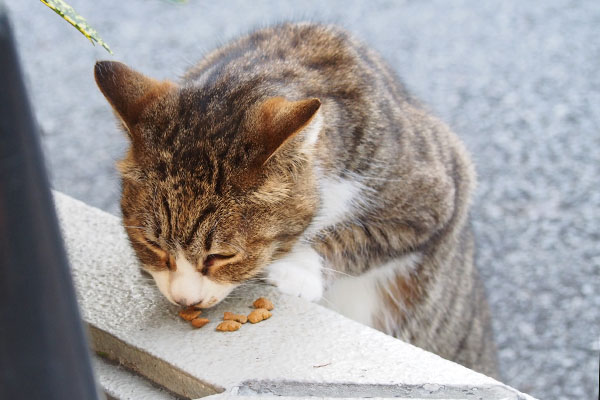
left=5, top=1, right=599, bottom=399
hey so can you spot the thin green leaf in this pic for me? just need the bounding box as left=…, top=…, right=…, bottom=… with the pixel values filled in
left=39, top=0, right=112, bottom=53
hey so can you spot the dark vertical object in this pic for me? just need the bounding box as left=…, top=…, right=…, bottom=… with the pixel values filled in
left=0, top=5, right=101, bottom=400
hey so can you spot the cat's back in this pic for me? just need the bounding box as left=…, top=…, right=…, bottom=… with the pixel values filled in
left=184, top=22, right=429, bottom=176
left=183, top=22, right=412, bottom=105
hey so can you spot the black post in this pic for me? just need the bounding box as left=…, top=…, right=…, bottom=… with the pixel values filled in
left=0, top=4, right=101, bottom=400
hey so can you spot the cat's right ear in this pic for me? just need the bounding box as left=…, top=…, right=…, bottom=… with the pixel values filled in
left=94, top=61, right=176, bottom=135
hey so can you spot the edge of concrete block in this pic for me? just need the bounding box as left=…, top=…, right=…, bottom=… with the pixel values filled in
left=93, top=355, right=178, bottom=400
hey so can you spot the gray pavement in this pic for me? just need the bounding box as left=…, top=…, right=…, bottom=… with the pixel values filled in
left=5, top=1, right=599, bottom=399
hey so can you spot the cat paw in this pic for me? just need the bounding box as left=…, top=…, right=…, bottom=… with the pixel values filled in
left=265, top=244, right=324, bottom=302
left=267, top=263, right=324, bottom=302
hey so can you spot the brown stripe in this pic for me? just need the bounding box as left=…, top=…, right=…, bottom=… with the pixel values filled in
left=214, top=164, right=225, bottom=196
left=184, top=204, right=216, bottom=247
left=161, top=195, right=172, bottom=237
left=203, top=228, right=215, bottom=252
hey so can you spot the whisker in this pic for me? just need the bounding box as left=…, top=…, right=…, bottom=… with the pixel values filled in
left=240, top=280, right=269, bottom=286
left=381, top=281, right=403, bottom=309
left=320, top=266, right=355, bottom=278
left=319, top=295, right=336, bottom=308
left=359, top=176, right=405, bottom=183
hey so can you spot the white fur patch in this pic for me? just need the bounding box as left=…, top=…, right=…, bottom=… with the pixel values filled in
left=191, top=64, right=218, bottom=87
left=301, top=110, right=323, bottom=147
left=266, top=243, right=324, bottom=301
left=304, top=172, right=370, bottom=238
left=148, top=269, right=176, bottom=305
left=149, top=252, right=236, bottom=308
left=169, top=253, right=204, bottom=305
left=322, top=252, right=422, bottom=328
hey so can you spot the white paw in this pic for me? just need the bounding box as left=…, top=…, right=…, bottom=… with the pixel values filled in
left=267, top=263, right=323, bottom=301
left=265, top=243, right=324, bottom=302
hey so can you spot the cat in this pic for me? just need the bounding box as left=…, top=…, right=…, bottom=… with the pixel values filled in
left=94, top=22, right=499, bottom=378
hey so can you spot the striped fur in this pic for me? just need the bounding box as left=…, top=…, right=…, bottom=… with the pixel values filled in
left=95, top=22, right=498, bottom=377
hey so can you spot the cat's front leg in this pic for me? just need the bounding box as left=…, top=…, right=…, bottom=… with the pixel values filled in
left=265, top=242, right=324, bottom=302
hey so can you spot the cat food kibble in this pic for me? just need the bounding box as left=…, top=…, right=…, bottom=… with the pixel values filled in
left=216, top=320, right=242, bottom=332
left=191, top=318, right=210, bottom=329
left=248, top=308, right=272, bottom=324
left=252, top=297, right=274, bottom=311
left=223, top=311, right=248, bottom=324
left=179, top=297, right=274, bottom=330
left=178, top=307, right=202, bottom=321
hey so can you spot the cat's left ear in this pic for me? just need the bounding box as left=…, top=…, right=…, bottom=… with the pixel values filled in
left=249, top=96, right=322, bottom=166
left=94, top=61, right=177, bottom=136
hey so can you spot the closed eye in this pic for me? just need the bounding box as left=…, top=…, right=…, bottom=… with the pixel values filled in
left=146, top=238, right=161, bottom=248
left=139, top=236, right=174, bottom=270
left=204, top=253, right=236, bottom=268
left=141, top=236, right=163, bottom=254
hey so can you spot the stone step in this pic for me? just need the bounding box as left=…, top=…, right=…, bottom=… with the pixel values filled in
left=54, top=191, right=535, bottom=400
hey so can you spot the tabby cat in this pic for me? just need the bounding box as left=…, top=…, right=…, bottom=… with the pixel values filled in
left=94, top=22, right=498, bottom=377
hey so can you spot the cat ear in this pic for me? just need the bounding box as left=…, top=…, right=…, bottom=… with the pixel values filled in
left=94, top=61, right=176, bottom=133
left=251, top=96, right=321, bottom=165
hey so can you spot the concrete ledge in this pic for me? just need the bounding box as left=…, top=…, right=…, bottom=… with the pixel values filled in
left=54, top=191, right=535, bottom=400
left=93, top=356, right=176, bottom=400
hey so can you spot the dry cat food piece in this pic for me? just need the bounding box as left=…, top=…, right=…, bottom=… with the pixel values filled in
left=216, top=320, right=242, bottom=332
left=191, top=318, right=210, bottom=329
left=248, top=308, right=272, bottom=324
left=178, top=307, right=202, bottom=321
left=223, top=311, right=248, bottom=324
left=252, top=297, right=274, bottom=311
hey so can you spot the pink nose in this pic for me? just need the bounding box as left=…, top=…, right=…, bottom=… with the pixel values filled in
left=173, top=297, right=201, bottom=307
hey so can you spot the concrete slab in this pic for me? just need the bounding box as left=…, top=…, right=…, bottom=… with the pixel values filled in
left=54, top=191, right=534, bottom=400
left=93, top=356, right=177, bottom=400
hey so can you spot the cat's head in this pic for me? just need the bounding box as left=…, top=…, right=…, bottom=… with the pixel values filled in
left=94, top=61, right=321, bottom=308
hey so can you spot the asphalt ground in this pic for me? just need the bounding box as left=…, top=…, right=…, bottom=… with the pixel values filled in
left=5, top=1, right=599, bottom=399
